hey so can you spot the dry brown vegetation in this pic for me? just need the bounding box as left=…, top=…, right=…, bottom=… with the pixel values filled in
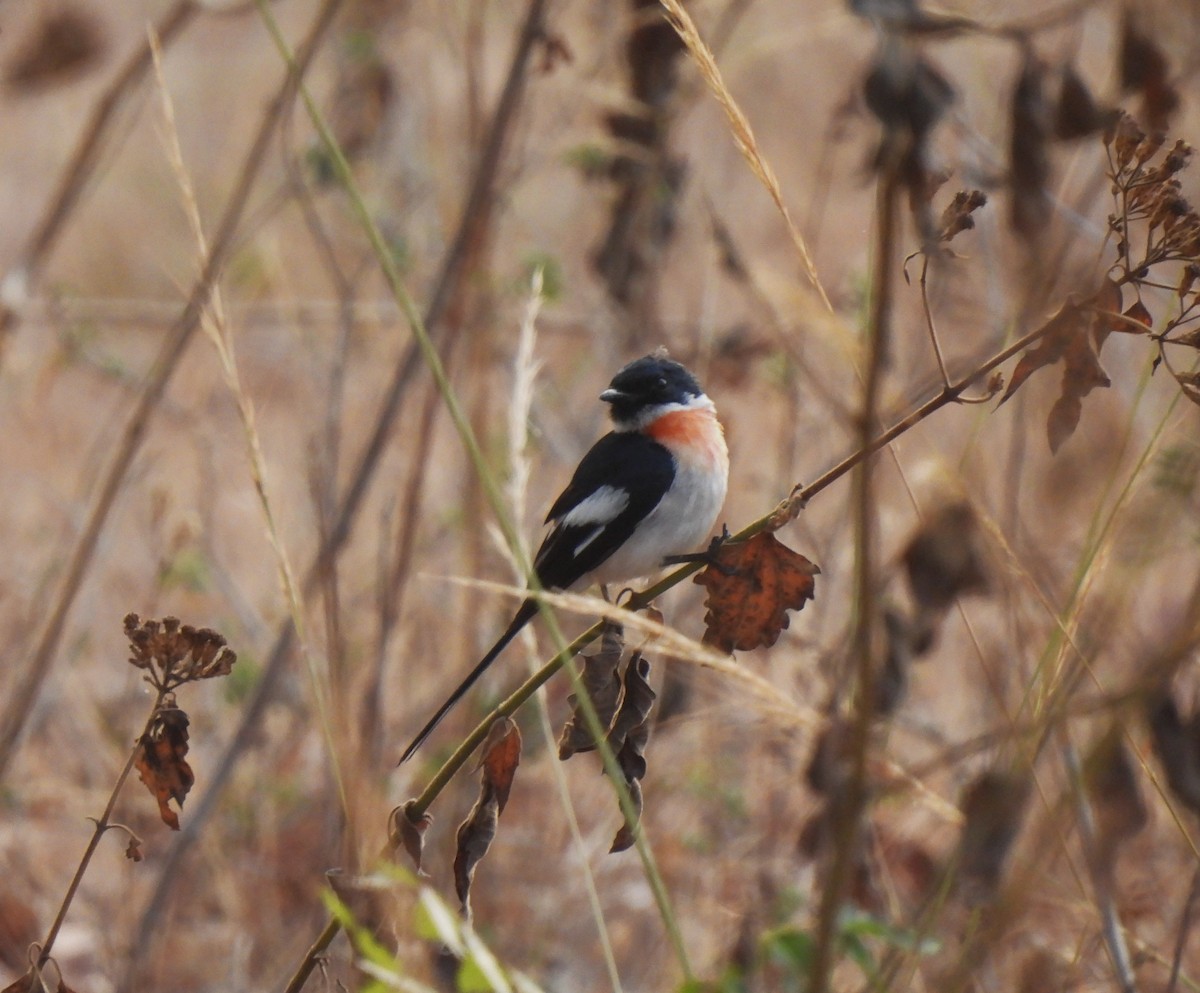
left=1, top=1, right=1200, bottom=991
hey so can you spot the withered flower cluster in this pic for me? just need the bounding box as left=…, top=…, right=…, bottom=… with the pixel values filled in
left=124, top=613, right=236, bottom=691
left=1109, top=117, right=1199, bottom=267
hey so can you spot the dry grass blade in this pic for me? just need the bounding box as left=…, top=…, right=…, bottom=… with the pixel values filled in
left=657, top=0, right=832, bottom=314
left=147, top=27, right=349, bottom=817
left=442, top=576, right=820, bottom=728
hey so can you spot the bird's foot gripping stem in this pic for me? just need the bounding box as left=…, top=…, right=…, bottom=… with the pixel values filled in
left=663, top=524, right=737, bottom=575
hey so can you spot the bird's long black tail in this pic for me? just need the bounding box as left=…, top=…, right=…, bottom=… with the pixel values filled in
left=398, top=598, right=540, bottom=764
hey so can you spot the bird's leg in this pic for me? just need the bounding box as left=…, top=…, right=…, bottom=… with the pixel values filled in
left=663, top=524, right=738, bottom=574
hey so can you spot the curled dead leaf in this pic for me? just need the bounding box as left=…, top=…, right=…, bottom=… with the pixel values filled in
left=609, top=655, right=655, bottom=853
left=1055, top=63, right=1116, bottom=140
left=558, top=621, right=625, bottom=759
left=1147, top=693, right=1200, bottom=813
left=478, top=718, right=521, bottom=816
left=453, top=719, right=521, bottom=919
left=903, top=501, right=989, bottom=615
left=134, top=699, right=193, bottom=831
left=1001, top=280, right=1120, bottom=452
left=390, top=801, right=432, bottom=873
left=1083, top=725, right=1147, bottom=868
left=1010, top=52, right=1052, bottom=238
left=1119, top=14, right=1179, bottom=131
left=694, top=533, right=819, bottom=653
left=956, top=768, right=1031, bottom=904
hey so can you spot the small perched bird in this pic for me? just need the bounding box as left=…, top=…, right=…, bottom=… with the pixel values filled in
left=398, top=352, right=729, bottom=764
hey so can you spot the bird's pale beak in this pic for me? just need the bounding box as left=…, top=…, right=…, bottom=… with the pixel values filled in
left=599, top=388, right=625, bottom=404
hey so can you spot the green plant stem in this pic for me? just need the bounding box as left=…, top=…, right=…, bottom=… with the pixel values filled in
left=38, top=686, right=167, bottom=967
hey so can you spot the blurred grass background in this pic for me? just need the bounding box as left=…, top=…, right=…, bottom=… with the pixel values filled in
left=0, top=0, right=1199, bottom=990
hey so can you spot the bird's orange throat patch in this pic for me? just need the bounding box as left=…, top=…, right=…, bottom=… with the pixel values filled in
left=645, top=407, right=729, bottom=471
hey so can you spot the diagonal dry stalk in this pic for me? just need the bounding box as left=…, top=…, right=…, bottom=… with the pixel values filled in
left=146, top=27, right=354, bottom=825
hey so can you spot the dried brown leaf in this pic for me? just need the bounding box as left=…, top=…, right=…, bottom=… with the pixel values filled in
left=558, top=621, right=625, bottom=759
left=1002, top=302, right=1082, bottom=401
left=1148, top=694, right=1200, bottom=813
left=453, top=719, right=521, bottom=918
left=903, top=501, right=989, bottom=614
left=1055, top=63, right=1115, bottom=140
left=4, top=8, right=105, bottom=92
left=134, top=700, right=193, bottom=831
left=956, top=768, right=1031, bottom=904
left=1083, top=725, right=1147, bottom=865
left=609, top=777, right=644, bottom=854
left=1001, top=282, right=1119, bottom=452
left=478, top=718, right=521, bottom=816
left=1010, top=53, right=1052, bottom=237
left=1119, top=15, right=1179, bottom=131
left=1122, top=300, right=1153, bottom=332
left=390, top=801, right=432, bottom=873
left=608, top=655, right=655, bottom=852
left=607, top=655, right=656, bottom=754
left=694, top=533, right=819, bottom=653
left=1046, top=395, right=1085, bottom=454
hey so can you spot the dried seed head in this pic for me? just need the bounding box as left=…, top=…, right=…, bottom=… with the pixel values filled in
left=124, top=613, right=236, bottom=690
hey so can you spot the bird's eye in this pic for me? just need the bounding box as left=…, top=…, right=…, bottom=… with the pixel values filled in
left=657, top=376, right=668, bottom=389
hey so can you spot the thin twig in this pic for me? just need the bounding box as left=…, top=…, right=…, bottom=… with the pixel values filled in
left=38, top=685, right=168, bottom=966
left=920, top=254, right=951, bottom=388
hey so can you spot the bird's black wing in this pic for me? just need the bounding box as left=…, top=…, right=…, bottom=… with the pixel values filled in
left=535, top=431, right=675, bottom=589
left=398, top=432, right=673, bottom=764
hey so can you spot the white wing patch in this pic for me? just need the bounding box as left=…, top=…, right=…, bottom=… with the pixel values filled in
left=557, top=485, right=630, bottom=527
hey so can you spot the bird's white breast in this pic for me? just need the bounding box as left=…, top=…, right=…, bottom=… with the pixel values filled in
left=588, top=407, right=728, bottom=587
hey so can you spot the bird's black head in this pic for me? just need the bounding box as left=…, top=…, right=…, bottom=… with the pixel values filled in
left=600, top=353, right=705, bottom=426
